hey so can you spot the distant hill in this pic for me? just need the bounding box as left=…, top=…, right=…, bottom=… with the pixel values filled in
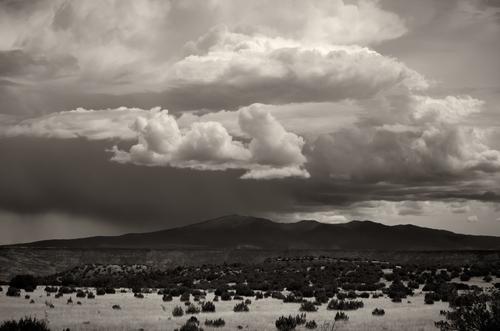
left=8, top=215, right=500, bottom=250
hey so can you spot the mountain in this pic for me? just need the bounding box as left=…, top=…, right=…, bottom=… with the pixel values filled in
left=8, top=215, right=500, bottom=250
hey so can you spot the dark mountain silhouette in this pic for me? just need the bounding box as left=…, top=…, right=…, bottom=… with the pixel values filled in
left=8, top=215, right=500, bottom=250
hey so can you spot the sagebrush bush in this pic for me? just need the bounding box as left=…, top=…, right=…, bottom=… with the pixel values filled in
left=201, top=301, right=215, bottom=312
left=172, top=306, right=184, bottom=317
left=299, top=301, right=318, bottom=312
left=0, top=316, right=50, bottom=331
left=204, top=318, right=225, bottom=327
left=233, top=302, right=249, bottom=312
left=334, top=312, right=349, bottom=321
left=178, top=316, right=203, bottom=331
left=305, top=320, right=317, bottom=329
left=186, top=304, right=201, bottom=314
left=275, top=314, right=306, bottom=331
left=6, top=287, right=20, bottom=297
left=327, top=299, right=363, bottom=310
left=372, top=308, right=385, bottom=316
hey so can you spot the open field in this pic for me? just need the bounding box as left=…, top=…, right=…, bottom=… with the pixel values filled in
left=2, top=255, right=499, bottom=330
left=0, top=286, right=450, bottom=331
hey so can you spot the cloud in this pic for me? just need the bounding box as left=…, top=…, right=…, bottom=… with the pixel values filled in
left=0, top=0, right=411, bottom=115
left=111, top=106, right=308, bottom=179
left=168, top=27, right=426, bottom=108
left=0, top=107, right=154, bottom=140
left=309, top=94, right=500, bottom=182
left=397, top=200, right=425, bottom=216
left=449, top=201, right=471, bottom=214
left=466, top=215, right=479, bottom=223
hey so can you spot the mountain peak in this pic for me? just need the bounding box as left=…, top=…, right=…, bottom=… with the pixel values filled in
left=8, top=215, right=500, bottom=250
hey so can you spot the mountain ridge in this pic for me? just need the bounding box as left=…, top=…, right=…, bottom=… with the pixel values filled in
left=6, top=215, right=500, bottom=251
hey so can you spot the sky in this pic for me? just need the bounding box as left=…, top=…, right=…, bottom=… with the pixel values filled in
left=1, top=0, right=500, bottom=244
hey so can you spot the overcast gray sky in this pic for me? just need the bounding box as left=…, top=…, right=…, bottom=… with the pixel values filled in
left=1, top=0, right=500, bottom=244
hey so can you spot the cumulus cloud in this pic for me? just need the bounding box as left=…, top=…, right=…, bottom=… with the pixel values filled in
left=111, top=106, right=308, bottom=179
left=168, top=27, right=426, bottom=108
left=0, top=0, right=413, bottom=115
left=310, top=94, right=500, bottom=182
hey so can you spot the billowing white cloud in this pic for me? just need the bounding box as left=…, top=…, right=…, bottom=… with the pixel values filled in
left=169, top=27, right=427, bottom=106
left=111, top=107, right=308, bottom=179
left=310, top=94, right=500, bottom=181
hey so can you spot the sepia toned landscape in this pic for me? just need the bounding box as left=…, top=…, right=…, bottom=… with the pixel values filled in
left=1, top=0, right=500, bottom=330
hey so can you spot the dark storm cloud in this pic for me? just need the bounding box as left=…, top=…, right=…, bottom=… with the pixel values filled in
left=0, top=137, right=498, bottom=226
left=0, top=137, right=299, bottom=227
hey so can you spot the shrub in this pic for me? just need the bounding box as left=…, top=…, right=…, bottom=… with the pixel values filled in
left=134, top=293, right=144, bottom=299
left=220, top=292, right=231, bottom=301
left=233, top=302, right=249, bottom=312
left=76, top=290, right=86, bottom=298
left=201, top=301, right=215, bottom=312
left=179, top=316, right=203, bottom=331
left=0, top=317, right=50, bottom=331
left=435, top=291, right=500, bottom=331
left=6, top=287, right=20, bottom=297
left=299, top=301, right=318, bottom=312
left=87, top=292, right=95, bottom=299
left=204, top=318, right=225, bottom=327
left=327, top=299, right=363, bottom=310
left=372, top=308, right=385, bottom=316
left=112, top=304, right=121, bottom=310
left=105, top=287, right=116, bottom=294
left=9, top=275, right=38, bottom=292
left=58, top=287, right=74, bottom=294
left=275, top=314, right=306, bottom=331
left=172, top=306, right=184, bottom=317
left=305, top=320, right=317, bottom=329
left=96, top=288, right=106, bottom=296
left=334, top=312, right=349, bottom=321
left=44, top=286, right=58, bottom=293
left=425, top=292, right=439, bottom=305
left=163, top=294, right=173, bottom=302
left=180, top=292, right=190, bottom=302
left=359, top=292, right=370, bottom=298
left=186, top=304, right=201, bottom=314
left=244, top=299, right=252, bottom=305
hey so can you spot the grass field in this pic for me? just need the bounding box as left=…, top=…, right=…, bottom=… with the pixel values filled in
left=0, top=285, right=450, bottom=331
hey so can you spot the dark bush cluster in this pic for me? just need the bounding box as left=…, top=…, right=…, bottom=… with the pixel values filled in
left=435, top=291, right=500, bottom=331
left=275, top=314, right=306, bottom=331
left=186, top=304, right=201, bottom=314
left=9, top=275, right=38, bottom=292
left=0, top=317, right=50, bottom=331
left=334, top=312, right=349, bottom=321
left=327, top=299, right=363, bottom=310
left=204, top=318, right=225, bottom=327
left=233, top=302, right=249, bottom=312
left=372, top=308, right=385, bottom=316
left=201, top=301, right=215, bottom=312
left=6, top=287, right=20, bottom=297
left=299, top=301, right=318, bottom=312
left=305, top=320, right=317, bottom=329
left=172, top=306, right=184, bottom=317
left=177, top=316, right=203, bottom=331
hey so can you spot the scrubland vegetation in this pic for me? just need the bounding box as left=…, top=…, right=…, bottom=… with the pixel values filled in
left=1, top=256, right=499, bottom=330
